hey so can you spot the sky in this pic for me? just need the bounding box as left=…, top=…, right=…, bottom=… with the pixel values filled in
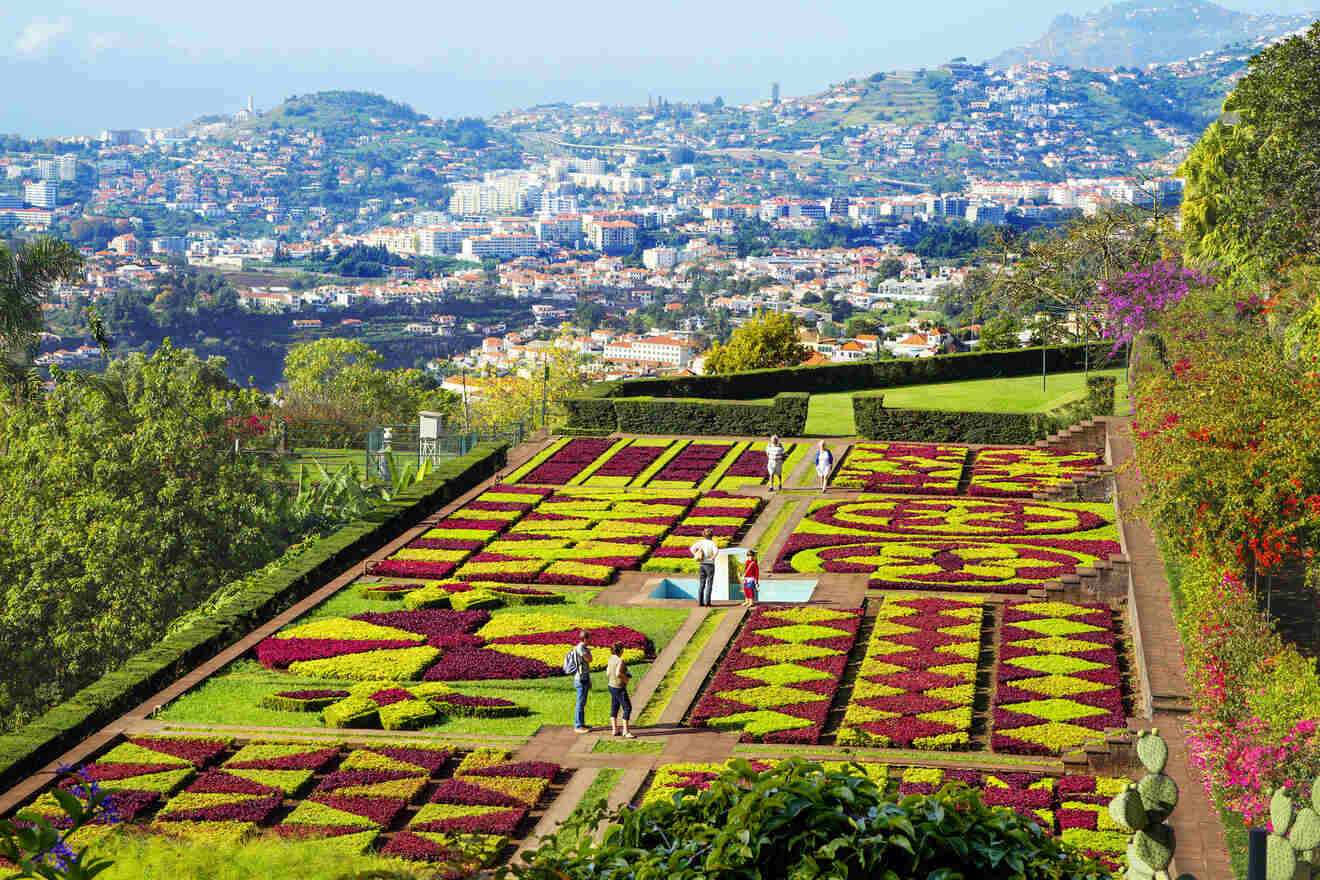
left=1, top=0, right=1313, bottom=136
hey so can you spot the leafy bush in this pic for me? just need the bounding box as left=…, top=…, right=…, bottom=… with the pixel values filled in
left=503, top=759, right=1112, bottom=880
left=853, top=392, right=1038, bottom=443
left=584, top=344, right=1112, bottom=401
left=565, top=393, right=809, bottom=436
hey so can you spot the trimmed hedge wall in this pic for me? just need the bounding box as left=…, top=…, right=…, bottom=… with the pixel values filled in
left=0, top=443, right=507, bottom=802
left=563, top=392, right=809, bottom=436
left=581, top=344, right=1116, bottom=401
left=853, top=393, right=1039, bottom=444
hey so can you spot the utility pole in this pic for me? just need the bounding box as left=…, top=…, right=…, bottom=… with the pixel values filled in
left=541, top=362, right=550, bottom=430
left=461, top=369, right=470, bottom=432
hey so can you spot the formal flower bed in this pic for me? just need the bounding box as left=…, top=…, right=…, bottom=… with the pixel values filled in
left=641, top=759, right=887, bottom=807
left=774, top=496, right=1120, bottom=594
left=20, top=738, right=558, bottom=879
left=357, top=580, right=565, bottom=609
left=581, top=438, right=672, bottom=487
left=894, top=765, right=1130, bottom=866
left=255, top=608, right=652, bottom=682
left=966, top=448, right=1102, bottom=498
left=372, top=486, right=552, bottom=579
left=837, top=595, right=986, bottom=750
left=262, top=679, right=527, bottom=729
left=832, top=442, right=969, bottom=494
left=383, top=747, right=562, bottom=872
left=452, top=488, right=698, bottom=586
left=514, top=436, right=617, bottom=485
left=992, top=601, right=1127, bottom=755
left=712, top=441, right=801, bottom=491
left=688, top=606, right=862, bottom=743
left=644, top=442, right=736, bottom=488
left=642, top=491, right=764, bottom=573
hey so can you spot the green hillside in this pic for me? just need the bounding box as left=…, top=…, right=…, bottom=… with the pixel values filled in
left=247, top=90, right=425, bottom=133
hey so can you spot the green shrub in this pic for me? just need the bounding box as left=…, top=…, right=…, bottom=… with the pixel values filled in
left=503, top=759, right=1111, bottom=880
left=565, top=393, right=809, bottom=436
left=0, top=444, right=507, bottom=794
left=1085, top=375, right=1117, bottom=415
left=589, top=344, right=1115, bottom=401
left=853, top=392, right=1039, bottom=443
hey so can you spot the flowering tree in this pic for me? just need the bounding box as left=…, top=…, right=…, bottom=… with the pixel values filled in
left=1093, top=260, right=1215, bottom=354
left=1, top=765, right=117, bottom=879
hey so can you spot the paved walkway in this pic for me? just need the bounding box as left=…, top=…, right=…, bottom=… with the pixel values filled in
left=1107, top=417, right=1230, bottom=880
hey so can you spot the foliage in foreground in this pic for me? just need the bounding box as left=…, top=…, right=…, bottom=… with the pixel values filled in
left=703, top=311, right=809, bottom=376
left=503, top=759, right=1112, bottom=880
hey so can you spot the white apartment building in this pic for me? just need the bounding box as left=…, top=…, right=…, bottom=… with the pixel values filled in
left=535, top=215, right=583, bottom=245
left=416, top=224, right=490, bottom=256
left=24, top=180, right=57, bottom=208
left=460, top=234, right=538, bottom=261
left=58, top=155, right=78, bottom=181
left=590, top=220, right=638, bottom=254
left=35, top=159, right=57, bottom=181
left=642, top=246, right=678, bottom=270
left=602, top=335, right=695, bottom=367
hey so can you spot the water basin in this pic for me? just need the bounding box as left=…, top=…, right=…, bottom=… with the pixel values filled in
left=648, top=577, right=819, bottom=603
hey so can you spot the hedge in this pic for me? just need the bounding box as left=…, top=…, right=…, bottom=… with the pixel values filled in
left=0, top=443, right=508, bottom=802
left=563, top=392, right=809, bottom=436
left=580, top=344, right=1119, bottom=401
left=853, top=393, right=1041, bottom=444
left=854, top=375, right=1118, bottom=444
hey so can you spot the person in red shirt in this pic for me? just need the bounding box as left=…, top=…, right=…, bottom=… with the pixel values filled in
left=741, top=550, right=760, bottom=608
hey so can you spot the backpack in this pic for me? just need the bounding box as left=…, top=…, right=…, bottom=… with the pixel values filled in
left=563, top=648, right=579, bottom=675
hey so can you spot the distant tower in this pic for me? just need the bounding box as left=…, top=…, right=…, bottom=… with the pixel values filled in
left=247, top=95, right=255, bottom=114
left=771, top=82, right=781, bottom=105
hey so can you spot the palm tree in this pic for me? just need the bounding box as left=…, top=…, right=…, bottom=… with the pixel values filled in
left=0, top=236, right=85, bottom=383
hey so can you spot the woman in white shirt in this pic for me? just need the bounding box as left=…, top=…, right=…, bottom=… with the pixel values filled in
left=814, top=440, right=834, bottom=492
left=606, top=641, right=635, bottom=738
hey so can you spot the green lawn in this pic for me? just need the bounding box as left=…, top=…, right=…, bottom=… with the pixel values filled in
left=156, top=590, right=689, bottom=736
left=803, top=368, right=1128, bottom=436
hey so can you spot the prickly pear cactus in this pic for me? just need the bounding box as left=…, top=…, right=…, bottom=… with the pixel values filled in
left=1110, top=729, right=1188, bottom=880
left=1260, top=773, right=1320, bottom=880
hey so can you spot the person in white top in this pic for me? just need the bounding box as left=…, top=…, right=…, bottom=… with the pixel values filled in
left=814, top=440, right=834, bottom=492
left=605, top=641, right=635, bottom=738
left=765, top=435, right=785, bottom=492
left=689, top=527, right=720, bottom=607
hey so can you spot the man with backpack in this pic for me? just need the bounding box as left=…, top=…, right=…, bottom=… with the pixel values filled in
left=565, top=630, right=593, bottom=733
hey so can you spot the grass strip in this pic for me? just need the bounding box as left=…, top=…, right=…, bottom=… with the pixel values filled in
left=591, top=739, right=665, bottom=755
left=505, top=436, right=571, bottom=483
left=753, top=499, right=801, bottom=558
left=549, top=767, right=623, bottom=848
left=635, top=610, right=727, bottom=727
left=633, top=439, right=688, bottom=487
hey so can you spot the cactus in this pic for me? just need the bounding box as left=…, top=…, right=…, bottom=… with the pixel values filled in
left=1137, top=727, right=1169, bottom=774
left=1111, top=783, right=1149, bottom=832
left=1272, top=788, right=1296, bottom=836
left=1138, top=772, right=1180, bottom=823
left=1267, top=832, right=1297, bottom=880
left=1253, top=773, right=1320, bottom=880
left=1111, top=730, right=1187, bottom=880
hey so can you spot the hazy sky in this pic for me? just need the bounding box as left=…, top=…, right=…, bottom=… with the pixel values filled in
left=2, top=0, right=1312, bottom=136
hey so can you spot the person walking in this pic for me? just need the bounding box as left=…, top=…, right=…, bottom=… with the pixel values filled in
left=567, top=630, right=593, bottom=733
left=690, top=527, right=719, bottom=607
left=814, top=440, right=834, bottom=492
left=606, top=642, right=636, bottom=738
left=765, top=435, right=785, bottom=492
left=741, top=549, right=760, bottom=608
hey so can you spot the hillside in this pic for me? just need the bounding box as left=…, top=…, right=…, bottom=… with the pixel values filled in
left=989, top=0, right=1313, bottom=69
left=247, top=90, right=426, bottom=133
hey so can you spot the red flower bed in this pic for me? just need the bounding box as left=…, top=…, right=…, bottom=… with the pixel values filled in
left=410, top=810, right=524, bottom=835
left=422, top=647, right=555, bottom=681
left=351, top=609, right=491, bottom=642
left=428, top=779, right=526, bottom=808
left=486, top=626, right=649, bottom=650
left=226, top=748, right=340, bottom=771
left=590, top=443, right=667, bottom=478
left=460, top=761, right=559, bottom=780
left=157, top=795, right=282, bottom=823
left=310, top=794, right=408, bottom=826
left=255, top=637, right=420, bottom=668
left=519, top=438, right=615, bottom=484
left=127, top=736, right=229, bottom=767
left=370, top=559, right=456, bottom=579
left=409, top=538, right=484, bottom=550
left=649, top=443, right=732, bottom=484
left=185, top=771, right=281, bottom=795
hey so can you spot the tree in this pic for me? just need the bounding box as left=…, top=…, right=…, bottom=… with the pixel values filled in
left=280, top=338, right=457, bottom=431
left=0, top=237, right=84, bottom=382
left=877, top=257, right=904, bottom=280
left=467, top=343, right=591, bottom=432
left=504, top=760, right=1110, bottom=880
left=0, top=343, right=291, bottom=729
left=703, top=311, right=807, bottom=374
left=1180, top=22, right=1320, bottom=280
left=976, top=312, right=1023, bottom=351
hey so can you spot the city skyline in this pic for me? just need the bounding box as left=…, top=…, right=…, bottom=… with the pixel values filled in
left=2, top=0, right=1312, bottom=136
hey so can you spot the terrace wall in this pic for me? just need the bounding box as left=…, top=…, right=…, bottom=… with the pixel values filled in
left=0, top=443, right=508, bottom=795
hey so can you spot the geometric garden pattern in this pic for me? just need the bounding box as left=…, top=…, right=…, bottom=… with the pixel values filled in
left=993, top=601, right=1127, bottom=755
